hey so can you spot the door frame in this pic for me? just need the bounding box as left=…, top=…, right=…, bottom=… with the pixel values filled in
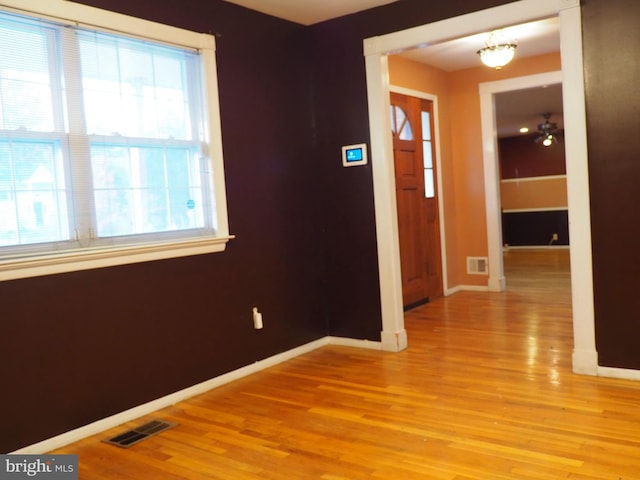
left=390, top=86, right=449, bottom=296
left=364, top=0, right=598, bottom=376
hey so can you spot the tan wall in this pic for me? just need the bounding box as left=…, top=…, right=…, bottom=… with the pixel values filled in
left=388, top=56, right=459, bottom=285
left=501, top=176, right=567, bottom=211
left=389, top=52, right=562, bottom=288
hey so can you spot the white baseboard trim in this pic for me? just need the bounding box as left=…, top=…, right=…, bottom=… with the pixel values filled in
left=446, top=284, right=490, bottom=295
left=13, top=335, right=384, bottom=454
left=567, top=349, right=640, bottom=381
left=503, top=245, right=570, bottom=250
left=597, top=366, right=640, bottom=381
left=328, top=336, right=383, bottom=350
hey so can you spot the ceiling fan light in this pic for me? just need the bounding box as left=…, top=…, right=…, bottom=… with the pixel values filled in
left=536, top=113, right=560, bottom=146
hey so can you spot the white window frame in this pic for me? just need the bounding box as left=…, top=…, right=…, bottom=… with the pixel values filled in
left=0, top=0, right=232, bottom=281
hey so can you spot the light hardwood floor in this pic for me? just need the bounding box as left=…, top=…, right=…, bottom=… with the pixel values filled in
left=54, top=249, right=640, bottom=479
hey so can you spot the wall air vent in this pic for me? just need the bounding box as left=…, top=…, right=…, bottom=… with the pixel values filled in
left=467, top=256, right=489, bottom=275
left=103, top=419, right=176, bottom=448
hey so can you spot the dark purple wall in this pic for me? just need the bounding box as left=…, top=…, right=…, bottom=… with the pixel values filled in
left=1, top=0, right=326, bottom=453
left=582, top=0, right=640, bottom=369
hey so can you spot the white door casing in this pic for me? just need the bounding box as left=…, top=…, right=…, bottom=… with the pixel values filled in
left=364, top=0, right=597, bottom=376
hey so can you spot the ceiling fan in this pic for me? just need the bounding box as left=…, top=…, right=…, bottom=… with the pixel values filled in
left=535, top=112, right=559, bottom=146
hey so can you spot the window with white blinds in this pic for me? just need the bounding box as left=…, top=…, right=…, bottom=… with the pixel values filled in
left=0, top=2, right=230, bottom=280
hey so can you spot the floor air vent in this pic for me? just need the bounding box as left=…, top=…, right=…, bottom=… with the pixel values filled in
left=104, top=419, right=177, bottom=448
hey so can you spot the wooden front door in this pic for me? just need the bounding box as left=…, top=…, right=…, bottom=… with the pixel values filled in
left=390, top=92, right=443, bottom=308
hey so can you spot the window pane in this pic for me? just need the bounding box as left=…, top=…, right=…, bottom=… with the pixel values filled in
left=423, top=140, right=433, bottom=169
left=393, top=106, right=405, bottom=132
left=166, top=149, right=204, bottom=230
left=0, top=16, right=56, bottom=132
left=0, top=4, right=225, bottom=276
left=424, top=168, right=435, bottom=199
left=79, top=31, right=194, bottom=140
left=393, top=106, right=413, bottom=140
left=421, top=111, right=431, bottom=141
left=390, top=105, right=396, bottom=133
left=0, top=140, right=68, bottom=246
left=91, top=144, right=204, bottom=237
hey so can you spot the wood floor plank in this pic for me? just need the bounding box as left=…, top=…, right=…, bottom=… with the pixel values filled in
left=52, top=249, right=640, bottom=479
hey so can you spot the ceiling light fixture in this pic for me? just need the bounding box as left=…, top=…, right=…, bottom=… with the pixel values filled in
left=535, top=113, right=559, bottom=147
left=477, top=30, right=517, bottom=69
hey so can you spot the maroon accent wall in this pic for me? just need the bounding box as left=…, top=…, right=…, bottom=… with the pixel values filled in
left=582, top=0, right=640, bottom=369
left=499, top=133, right=566, bottom=179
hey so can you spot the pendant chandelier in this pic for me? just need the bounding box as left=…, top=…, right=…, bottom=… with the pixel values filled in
left=477, top=30, right=518, bottom=69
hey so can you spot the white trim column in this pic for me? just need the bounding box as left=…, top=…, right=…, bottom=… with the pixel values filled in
left=364, top=38, right=407, bottom=352
left=559, top=6, right=598, bottom=375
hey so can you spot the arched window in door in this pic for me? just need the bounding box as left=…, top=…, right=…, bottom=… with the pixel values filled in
left=390, top=105, right=413, bottom=140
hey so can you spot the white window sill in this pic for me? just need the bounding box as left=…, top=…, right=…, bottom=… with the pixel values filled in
left=0, top=235, right=235, bottom=281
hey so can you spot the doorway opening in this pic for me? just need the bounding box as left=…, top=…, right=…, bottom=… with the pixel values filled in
left=363, top=0, right=597, bottom=375
left=492, top=79, right=568, bottom=293
left=480, top=71, right=564, bottom=291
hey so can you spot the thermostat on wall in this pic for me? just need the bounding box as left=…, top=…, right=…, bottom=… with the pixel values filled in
left=342, top=143, right=368, bottom=167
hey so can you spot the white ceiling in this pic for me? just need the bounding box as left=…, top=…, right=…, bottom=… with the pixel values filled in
left=223, top=0, right=398, bottom=25
left=398, top=17, right=560, bottom=72
left=397, top=17, right=563, bottom=138
left=224, top=1, right=563, bottom=138
left=494, top=83, right=563, bottom=138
